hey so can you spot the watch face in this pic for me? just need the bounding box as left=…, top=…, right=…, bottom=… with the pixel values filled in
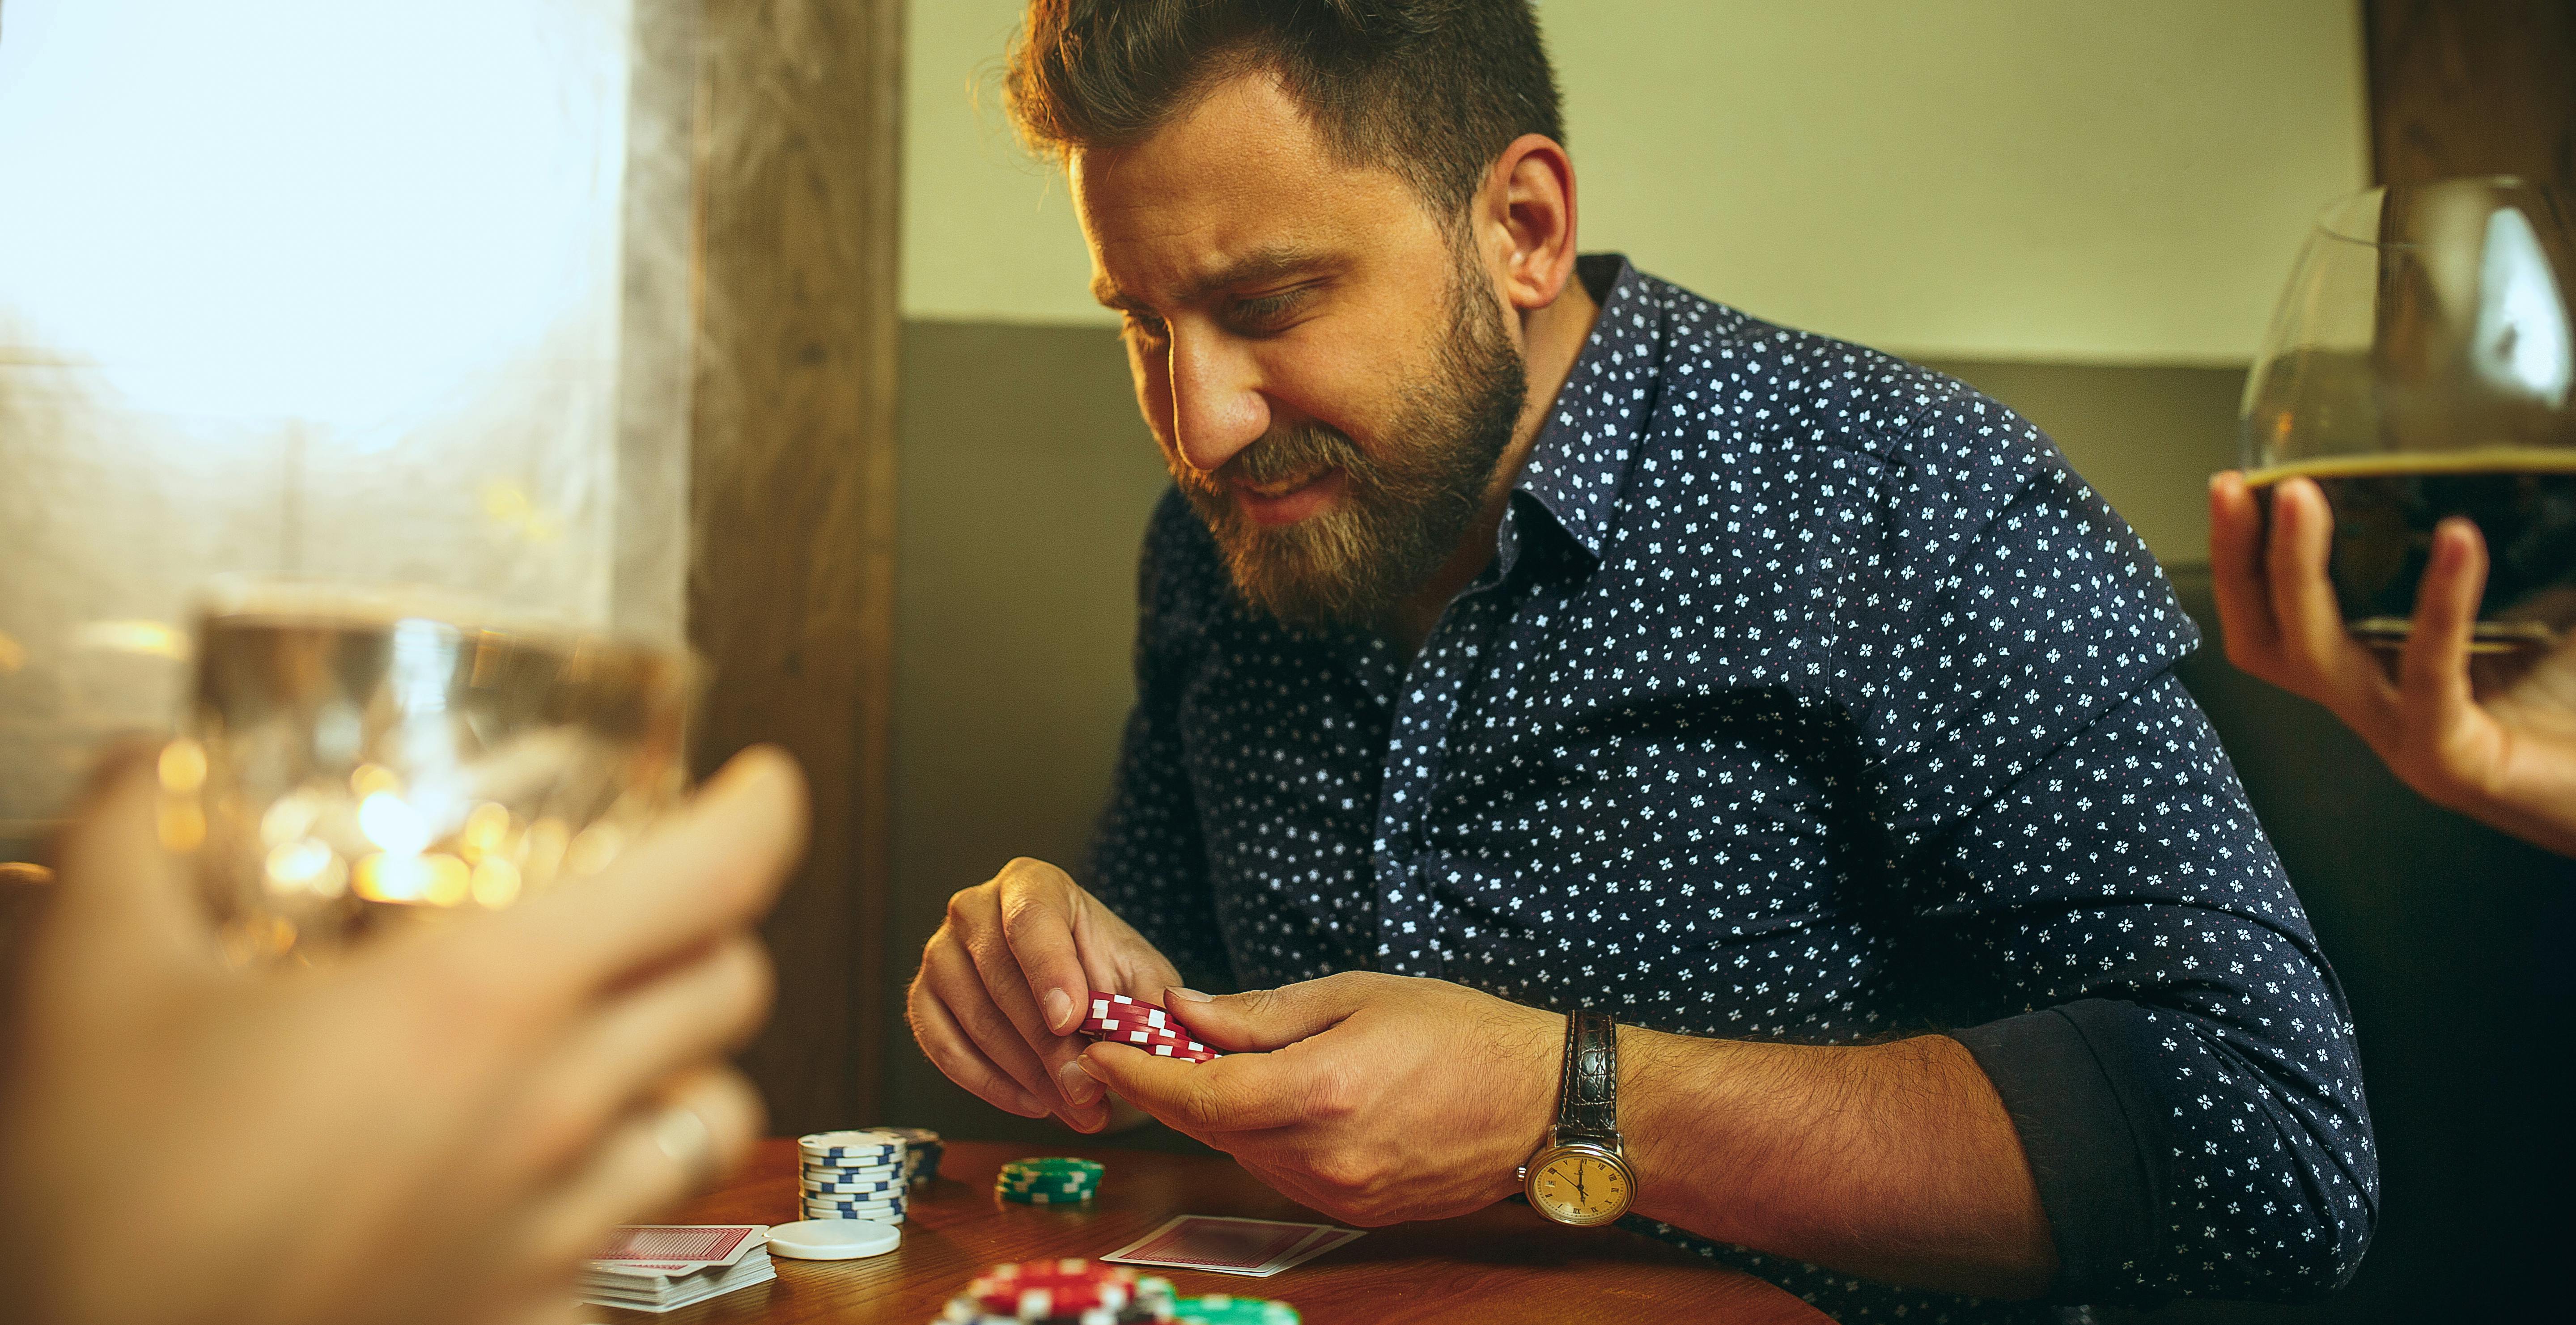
left=1530, top=1149, right=1630, bottom=1225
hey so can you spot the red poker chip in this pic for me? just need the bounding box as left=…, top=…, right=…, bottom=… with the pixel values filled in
left=1082, top=1019, right=1206, bottom=1045
left=1088, top=1026, right=1216, bottom=1055
left=1086, top=991, right=1199, bottom=1030
left=1079, top=1018, right=1183, bottom=1039
left=970, top=1258, right=1136, bottom=1317
left=1082, top=1011, right=1173, bottom=1031
left=1081, top=991, right=1219, bottom=1060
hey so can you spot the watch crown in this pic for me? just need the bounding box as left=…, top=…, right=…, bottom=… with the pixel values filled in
left=1515, top=1165, right=1528, bottom=1181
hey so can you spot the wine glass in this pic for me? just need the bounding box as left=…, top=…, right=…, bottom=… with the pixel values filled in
left=160, top=581, right=695, bottom=963
left=2240, top=175, right=2576, bottom=651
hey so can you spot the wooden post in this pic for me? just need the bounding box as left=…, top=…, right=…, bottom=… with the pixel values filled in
left=2365, top=0, right=2575, bottom=190
left=689, top=0, right=902, bottom=1132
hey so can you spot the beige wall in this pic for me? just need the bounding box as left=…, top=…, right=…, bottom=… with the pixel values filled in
left=903, top=0, right=2369, bottom=365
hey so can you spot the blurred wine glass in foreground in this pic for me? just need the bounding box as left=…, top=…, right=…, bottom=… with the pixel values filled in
left=163, top=581, right=694, bottom=963
left=2241, top=175, right=2576, bottom=652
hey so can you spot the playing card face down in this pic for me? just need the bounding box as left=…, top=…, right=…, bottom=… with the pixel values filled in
left=579, top=1226, right=777, bottom=1312
left=587, top=1224, right=764, bottom=1274
left=1102, top=1215, right=1363, bottom=1278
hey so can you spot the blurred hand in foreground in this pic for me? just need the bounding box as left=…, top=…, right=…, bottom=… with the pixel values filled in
left=0, top=745, right=808, bottom=1325
left=2211, top=470, right=2576, bottom=856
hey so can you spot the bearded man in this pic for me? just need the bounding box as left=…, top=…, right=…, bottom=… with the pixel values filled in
left=907, top=3, right=2377, bottom=1320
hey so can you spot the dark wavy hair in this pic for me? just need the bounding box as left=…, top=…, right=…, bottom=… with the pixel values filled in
left=1005, top=0, right=1563, bottom=218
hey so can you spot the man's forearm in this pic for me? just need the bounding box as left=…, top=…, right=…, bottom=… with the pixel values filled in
left=1620, top=1028, right=2058, bottom=1300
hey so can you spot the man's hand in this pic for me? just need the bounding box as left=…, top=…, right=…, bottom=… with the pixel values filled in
left=907, top=858, right=1181, bottom=1131
left=1083, top=975, right=2058, bottom=1298
left=2212, top=471, right=2576, bottom=855
left=1073, top=972, right=1561, bottom=1226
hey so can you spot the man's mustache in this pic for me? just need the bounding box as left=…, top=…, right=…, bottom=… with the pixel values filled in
left=1196, top=426, right=1366, bottom=491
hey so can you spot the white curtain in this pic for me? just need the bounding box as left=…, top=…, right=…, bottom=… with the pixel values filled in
left=0, top=0, right=688, bottom=838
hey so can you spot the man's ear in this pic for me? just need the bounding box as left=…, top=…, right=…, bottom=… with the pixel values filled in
left=1478, top=133, right=1579, bottom=314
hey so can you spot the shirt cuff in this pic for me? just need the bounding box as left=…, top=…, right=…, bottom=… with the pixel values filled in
left=1948, top=999, right=2164, bottom=1302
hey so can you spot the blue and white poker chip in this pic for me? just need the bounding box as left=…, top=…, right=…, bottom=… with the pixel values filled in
left=799, top=1161, right=902, bottom=1180
left=798, top=1170, right=901, bottom=1191
left=803, top=1206, right=904, bottom=1220
left=804, top=1186, right=904, bottom=1201
left=801, top=1170, right=903, bottom=1187
left=803, top=1204, right=906, bottom=1219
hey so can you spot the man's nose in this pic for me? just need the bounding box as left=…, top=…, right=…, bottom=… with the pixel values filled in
left=1166, top=332, right=1270, bottom=476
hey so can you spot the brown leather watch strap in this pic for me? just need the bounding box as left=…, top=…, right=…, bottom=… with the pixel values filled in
left=1554, top=1009, right=1619, bottom=1142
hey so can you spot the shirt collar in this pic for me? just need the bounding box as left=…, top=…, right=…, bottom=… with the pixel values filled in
left=1507, top=254, right=1662, bottom=564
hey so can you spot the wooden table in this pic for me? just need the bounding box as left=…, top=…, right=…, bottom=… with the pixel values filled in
left=594, top=1139, right=1827, bottom=1324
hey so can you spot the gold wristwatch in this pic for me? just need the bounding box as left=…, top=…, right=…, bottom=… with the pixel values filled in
left=1518, top=1008, right=1637, bottom=1226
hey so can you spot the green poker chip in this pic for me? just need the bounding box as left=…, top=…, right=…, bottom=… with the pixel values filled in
left=993, top=1155, right=1103, bottom=1204
left=1173, top=1295, right=1300, bottom=1325
left=997, top=1156, right=1102, bottom=1168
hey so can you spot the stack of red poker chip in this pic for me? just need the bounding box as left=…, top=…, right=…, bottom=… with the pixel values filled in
left=955, top=1259, right=1165, bottom=1322
left=1079, top=992, right=1220, bottom=1063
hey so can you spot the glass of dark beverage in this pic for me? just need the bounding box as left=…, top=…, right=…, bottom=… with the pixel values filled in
left=2241, top=176, right=2576, bottom=651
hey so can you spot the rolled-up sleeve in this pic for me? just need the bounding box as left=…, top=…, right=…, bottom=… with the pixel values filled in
left=1860, top=417, right=2380, bottom=1302
left=1939, top=673, right=2379, bottom=1302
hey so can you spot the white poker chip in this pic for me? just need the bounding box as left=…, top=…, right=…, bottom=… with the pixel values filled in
left=798, top=1139, right=901, bottom=1160
left=766, top=1218, right=900, bottom=1260
left=798, top=1129, right=906, bottom=1158
left=803, top=1180, right=903, bottom=1195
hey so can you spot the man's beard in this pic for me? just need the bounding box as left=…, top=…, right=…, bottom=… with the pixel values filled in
left=1171, top=267, right=1529, bottom=631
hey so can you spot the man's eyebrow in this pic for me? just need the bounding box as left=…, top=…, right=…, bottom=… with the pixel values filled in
left=1091, top=247, right=1333, bottom=312
left=1091, top=275, right=1144, bottom=311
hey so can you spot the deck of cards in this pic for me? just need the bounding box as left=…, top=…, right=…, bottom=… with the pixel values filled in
left=577, top=1225, right=776, bottom=1312
left=1101, top=1215, right=1362, bottom=1278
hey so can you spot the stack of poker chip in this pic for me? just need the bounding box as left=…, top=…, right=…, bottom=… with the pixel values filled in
left=889, top=1126, right=944, bottom=1185
left=934, top=1259, right=1175, bottom=1324
left=1078, top=992, right=1220, bottom=1062
left=994, top=1156, right=1103, bottom=1205
left=798, top=1130, right=908, bottom=1224
left=1171, top=1296, right=1299, bottom=1325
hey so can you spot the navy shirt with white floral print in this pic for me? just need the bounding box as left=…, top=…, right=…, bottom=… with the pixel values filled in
left=1088, top=256, right=2377, bottom=1322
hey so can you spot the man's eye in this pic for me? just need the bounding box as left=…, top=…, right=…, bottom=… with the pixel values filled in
left=1122, top=313, right=1168, bottom=342
left=1231, top=288, right=1313, bottom=330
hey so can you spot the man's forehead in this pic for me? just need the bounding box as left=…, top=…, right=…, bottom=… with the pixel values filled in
left=1069, top=72, right=1428, bottom=307
left=1086, top=243, right=1335, bottom=310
